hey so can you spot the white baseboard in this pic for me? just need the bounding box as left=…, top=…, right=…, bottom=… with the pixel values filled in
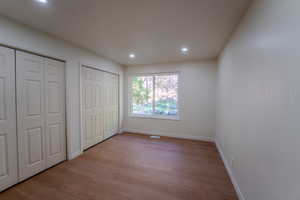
left=216, top=141, right=245, bottom=200
left=121, top=128, right=214, bottom=142
left=68, top=150, right=82, bottom=160
left=118, top=128, right=123, bottom=134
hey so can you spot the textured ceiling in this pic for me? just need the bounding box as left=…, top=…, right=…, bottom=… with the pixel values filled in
left=0, top=0, right=251, bottom=65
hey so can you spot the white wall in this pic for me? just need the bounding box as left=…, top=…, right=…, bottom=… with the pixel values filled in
left=0, top=16, right=124, bottom=159
left=217, top=0, right=300, bottom=199
left=123, top=61, right=217, bottom=141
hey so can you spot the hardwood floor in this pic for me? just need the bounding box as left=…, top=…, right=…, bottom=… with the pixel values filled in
left=0, top=133, right=238, bottom=200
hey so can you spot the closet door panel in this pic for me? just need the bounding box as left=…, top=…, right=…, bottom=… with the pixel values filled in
left=82, top=68, right=107, bottom=149
left=45, top=58, right=66, bottom=168
left=81, top=67, right=118, bottom=150
left=103, top=73, right=118, bottom=139
left=16, top=51, right=46, bottom=181
left=103, top=74, right=110, bottom=139
left=112, top=75, right=119, bottom=135
left=0, top=46, right=18, bottom=192
left=82, top=68, right=97, bottom=148
left=94, top=71, right=104, bottom=143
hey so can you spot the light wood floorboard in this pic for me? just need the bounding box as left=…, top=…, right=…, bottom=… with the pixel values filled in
left=0, top=133, right=238, bottom=200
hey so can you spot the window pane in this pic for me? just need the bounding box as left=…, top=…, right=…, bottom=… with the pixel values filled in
left=154, top=74, right=178, bottom=116
left=132, top=76, right=153, bottom=115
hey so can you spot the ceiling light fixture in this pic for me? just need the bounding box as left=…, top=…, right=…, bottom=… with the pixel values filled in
left=129, top=53, right=136, bottom=59
left=36, top=0, right=48, bottom=4
left=181, top=47, right=189, bottom=53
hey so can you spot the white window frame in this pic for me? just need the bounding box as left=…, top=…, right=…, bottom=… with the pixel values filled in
left=128, top=72, right=180, bottom=121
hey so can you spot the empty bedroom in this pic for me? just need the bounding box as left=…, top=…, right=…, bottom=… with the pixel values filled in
left=0, top=0, right=299, bottom=200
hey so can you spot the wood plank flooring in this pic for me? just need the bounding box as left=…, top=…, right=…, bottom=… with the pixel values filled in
left=0, top=133, right=238, bottom=200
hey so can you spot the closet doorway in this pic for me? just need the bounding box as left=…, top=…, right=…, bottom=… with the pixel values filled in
left=16, top=51, right=67, bottom=181
left=0, top=46, right=67, bottom=191
left=80, top=65, right=119, bottom=150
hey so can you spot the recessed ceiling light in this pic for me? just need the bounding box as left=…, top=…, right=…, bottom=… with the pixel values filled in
left=36, top=0, right=48, bottom=3
left=129, top=53, right=136, bottom=59
left=181, top=47, right=189, bottom=53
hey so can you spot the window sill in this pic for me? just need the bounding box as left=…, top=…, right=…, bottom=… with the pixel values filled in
left=129, top=114, right=180, bottom=121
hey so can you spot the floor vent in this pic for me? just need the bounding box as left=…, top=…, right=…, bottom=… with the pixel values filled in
left=150, top=135, right=161, bottom=139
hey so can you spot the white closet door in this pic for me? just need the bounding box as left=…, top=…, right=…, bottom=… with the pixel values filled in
left=16, top=51, right=66, bottom=181
left=81, top=67, right=104, bottom=149
left=103, top=73, right=119, bottom=139
left=82, top=67, right=97, bottom=148
left=94, top=70, right=104, bottom=144
left=111, top=74, right=119, bottom=136
left=16, top=51, right=46, bottom=181
left=81, top=67, right=118, bottom=150
left=0, top=46, right=18, bottom=192
left=103, top=73, right=110, bottom=139
left=45, top=58, right=66, bottom=168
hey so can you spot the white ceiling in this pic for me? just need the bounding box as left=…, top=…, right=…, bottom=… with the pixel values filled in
left=0, top=0, right=251, bottom=66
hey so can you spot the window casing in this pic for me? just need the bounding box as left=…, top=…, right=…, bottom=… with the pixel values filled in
left=128, top=72, right=180, bottom=120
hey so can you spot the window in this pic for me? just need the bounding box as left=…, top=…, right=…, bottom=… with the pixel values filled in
left=129, top=73, right=179, bottom=120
